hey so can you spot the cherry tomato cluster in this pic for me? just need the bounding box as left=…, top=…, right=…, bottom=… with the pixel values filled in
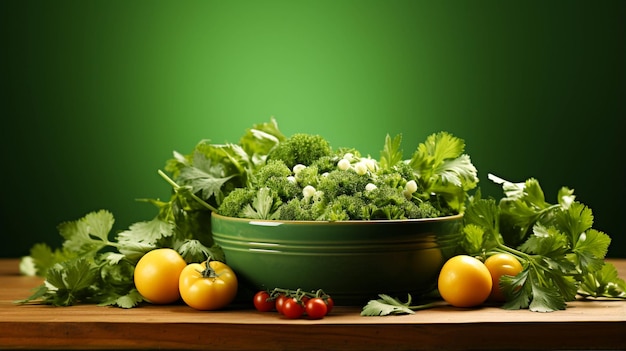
left=253, top=288, right=334, bottom=319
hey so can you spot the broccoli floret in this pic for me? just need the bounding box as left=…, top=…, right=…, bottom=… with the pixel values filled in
left=294, top=164, right=321, bottom=188
left=310, top=155, right=339, bottom=174
left=318, top=194, right=367, bottom=221
left=254, top=159, right=291, bottom=183
left=253, top=159, right=301, bottom=201
left=377, top=162, right=416, bottom=189
left=267, top=133, right=332, bottom=169
left=217, top=188, right=257, bottom=217
left=360, top=184, right=444, bottom=220
left=317, top=169, right=370, bottom=199
left=278, top=198, right=315, bottom=221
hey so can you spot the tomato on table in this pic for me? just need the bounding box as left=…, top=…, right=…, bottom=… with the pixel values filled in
left=437, top=255, right=492, bottom=308
left=484, top=253, right=523, bottom=301
left=133, top=248, right=187, bottom=304
left=253, top=290, right=275, bottom=312
left=305, top=297, right=328, bottom=319
left=179, top=259, right=238, bottom=311
left=281, top=297, right=305, bottom=319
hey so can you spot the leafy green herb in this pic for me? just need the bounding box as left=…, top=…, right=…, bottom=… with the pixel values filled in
left=361, top=294, right=445, bottom=316
left=462, top=174, right=624, bottom=312
left=379, top=134, right=403, bottom=169
left=409, top=131, right=478, bottom=213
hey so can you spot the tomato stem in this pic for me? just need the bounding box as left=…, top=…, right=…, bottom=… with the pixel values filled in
left=269, top=287, right=331, bottom=302
left=199, top=257, right=219, bottom=278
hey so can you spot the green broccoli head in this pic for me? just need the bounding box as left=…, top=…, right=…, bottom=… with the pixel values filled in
left=310, top=155, right=339, bottom=174
left=318, top=194, right=367, bottom=221
left=317, top=169, right=370, bottom=199
left=253, top=159, right=301, bottom=201
left=217, top=188, right=257, bottom=217
left=278, top=198, right=315, bottom=221
left=267, top=133, right=332, bottom=169
left=294, top=164, right=321, bottom=188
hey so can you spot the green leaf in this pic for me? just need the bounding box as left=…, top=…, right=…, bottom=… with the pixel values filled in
left=98, top=289, right=144, bottom=309
left=578, top=262, right=626, bottom=299
left=178, top=165, right=235, bottom=201
left=239, top=117, right=285, bottom=165
left=379, top=134, right=403, bottom=169
left=435, top=154, right=478, bottom=190
left=501, top=268, right=531, bottom=310
left=117, top=217, right=174, bottom=247
left=519, top=224, right=570, bottom=257
left=528, top=279, right=567, bottom=312
left=501, top=259, right=573, bottom=312
left=556, top=187, right=576, bottom=210
left=176, top=239, right=225, bottom=263
left=242, top=187, right=281, bottom=220
left=361, top=294, right=415, bottom=316
left=573, top=229, right=611, bottom=273
left=22, top=243, right=76, bottom=277
left=490, top=175, right=558, bottom=246
left=462, top=197, right=501, bottom=252
left=555, top=202, right=594, bottom=247
left=461, top=224, right=486, bottom=256
left=45, top=257, right=100, bottom=306
left=58, top=210, right=115, bottom=255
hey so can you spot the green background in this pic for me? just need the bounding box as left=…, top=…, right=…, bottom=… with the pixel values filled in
left=1, top=0, right=624, bottom=257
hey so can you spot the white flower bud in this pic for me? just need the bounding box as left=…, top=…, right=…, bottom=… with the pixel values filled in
left=405, top=180, right=418, bottom=194
left=303, top=185, right=316, bottom=198
left=354, top=162, right=368, bottom=175
left=364, top=158, right=377, bottom=172
left=337, top=158, right=351, bottom=171
left=365, top=183, right=377, bottom=191
left=293, top=164, right=306, bottom=175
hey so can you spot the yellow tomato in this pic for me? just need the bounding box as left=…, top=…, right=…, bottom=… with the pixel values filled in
left=438, top=255, right=492, bottom=308
left=484, top=253, right=523, bottom=302
left=133, top=248, right=187, bottom=304
left=179, top=260, right=238, bottom=311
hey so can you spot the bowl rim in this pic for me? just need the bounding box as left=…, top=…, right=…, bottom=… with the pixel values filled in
left=211, top=211, right=463, bottom=225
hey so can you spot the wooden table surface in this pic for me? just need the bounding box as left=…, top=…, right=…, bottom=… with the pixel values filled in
left=1, top=258, right=625, bottom=351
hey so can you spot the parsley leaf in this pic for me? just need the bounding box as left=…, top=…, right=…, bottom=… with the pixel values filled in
left=242, top=187, right=282, bottom=220
left=361, top=294, right=446, bottom=316
left=578, top=262, right=626, bottom=299
left=58, top=209, right=116, bottom=255
left=409, top=132, right=478, bottom=213
left=116, top=217, right=174, bottom=260
left=379, top=134, right=404, bottom=170
left=461, top=197, right=502, bottom=254
left=43, top=257, right=100, bottom=306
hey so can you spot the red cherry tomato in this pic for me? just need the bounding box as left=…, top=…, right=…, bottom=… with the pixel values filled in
left=275, top=294, right=287, bottom=314
left=305, top=297, right=328, bottom=319
left=282, top=298, right=305, bottom=319
left=253, top=291, right=274, bottom=312
left=324, top=296, right=334, bottom=314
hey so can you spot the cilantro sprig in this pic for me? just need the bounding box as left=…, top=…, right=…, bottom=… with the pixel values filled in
left=361, top=294, right=446, bottom=316
left=462, top=174, right=625, bottom=312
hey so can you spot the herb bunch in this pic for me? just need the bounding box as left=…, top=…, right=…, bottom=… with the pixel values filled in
left=462, top=174, right=625, bottom=312
left=362, top=174, right=626, bottom=315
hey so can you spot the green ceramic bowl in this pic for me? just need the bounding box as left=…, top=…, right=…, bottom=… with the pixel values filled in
left=211, top=212, right=463, bottom=305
